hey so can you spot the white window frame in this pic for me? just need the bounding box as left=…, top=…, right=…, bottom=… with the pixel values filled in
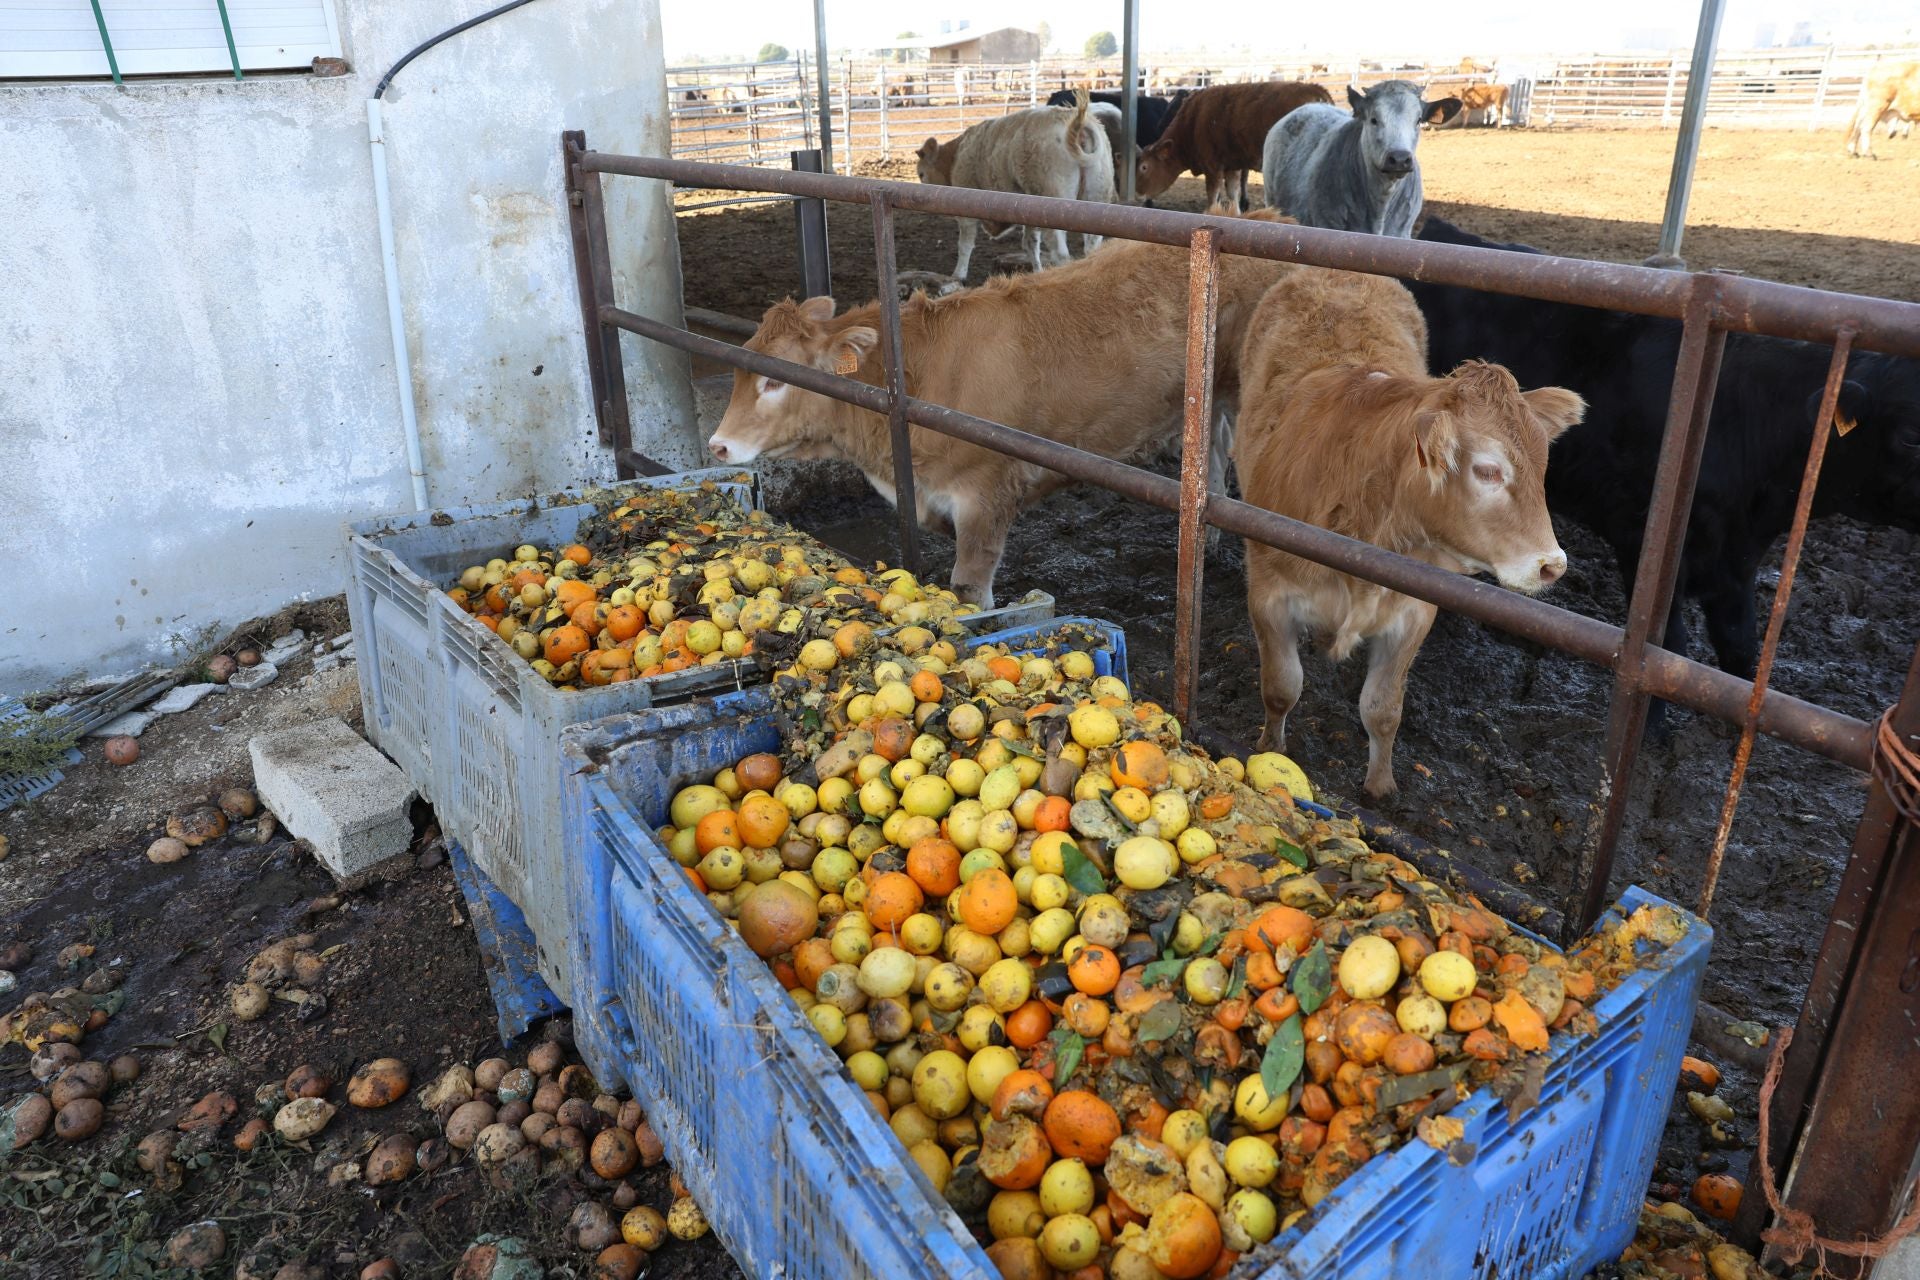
left=0, top=0, right=344, bottom=81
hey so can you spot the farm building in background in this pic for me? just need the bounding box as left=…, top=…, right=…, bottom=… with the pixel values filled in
left=884, top=25, right=1045, bottom=63
left=0, top=0, right=698, bottom=696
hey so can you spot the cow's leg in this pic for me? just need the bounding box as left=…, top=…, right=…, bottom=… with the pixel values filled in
left=949, top=490, right=1016, bottom=611
left=1204, top=172, right=1223, bottom=210
left=952, top=218, right=981, bottom=279
left=1233, top=169, right=1250, bottom=211
left=1701, top=561, right=1762, bottom=680
left=1205, top=410, right=1234, bottom=555
left=1359, top=607, right=1435, bottom=800
left=1048, top=224, right=1072, bottom=267
left=1250, top=577, right=1303, bottom=753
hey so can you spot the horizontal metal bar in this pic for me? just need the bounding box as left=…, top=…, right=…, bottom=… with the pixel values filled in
left=583, top=152, right=1920, bottom=357
left=602, top=302, right=1875, bottom=769
left=681, top=306, right=760, bottom=338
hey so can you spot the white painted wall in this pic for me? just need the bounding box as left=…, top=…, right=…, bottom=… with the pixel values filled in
left=0, top=0, right=697, bottom=696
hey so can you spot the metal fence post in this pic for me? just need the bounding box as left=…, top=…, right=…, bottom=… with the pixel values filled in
left=1808, top=43, right=1835, bottom=129
left=1030, top=60, right=1039, bottom=106
left=878, top=62, right=890, bottom=159
left=1121, top=0, right=1141, bottom=204
left=790, top=149, right=832, bottom=299
left=1656, top=0, right=1728, bottom=263
left=868, top=193, right=922, bottom=577
left=562, top=131, right=645, bottom=477
left=1662, top=56, right=1680, bottom=126
left=1171, top=228, right=1221, bottom=727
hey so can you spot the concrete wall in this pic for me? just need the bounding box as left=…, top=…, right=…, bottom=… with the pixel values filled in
left=0, top=0, right=695, bottom=696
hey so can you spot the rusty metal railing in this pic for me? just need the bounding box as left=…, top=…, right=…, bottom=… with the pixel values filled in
left=561, top=133, right=1920, bottom=1263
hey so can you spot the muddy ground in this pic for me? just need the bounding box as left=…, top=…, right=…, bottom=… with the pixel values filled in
left=675, top=128, right=1920, bottom=1034
left=0, top=613, right=740, bottom=1279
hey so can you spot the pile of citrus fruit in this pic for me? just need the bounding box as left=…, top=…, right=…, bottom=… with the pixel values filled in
left=660, top=628, right=1685, bottom=1278
left=439, top=483, right=986, bottom=690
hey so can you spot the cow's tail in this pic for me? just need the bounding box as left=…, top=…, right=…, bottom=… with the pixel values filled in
left=1065, top=88, right=1095, bottom=154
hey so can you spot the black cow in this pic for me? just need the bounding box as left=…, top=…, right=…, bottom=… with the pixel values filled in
left=1044, top=88, right=1190, bottom=147
left=1407, top=216, right=1920, bottom=686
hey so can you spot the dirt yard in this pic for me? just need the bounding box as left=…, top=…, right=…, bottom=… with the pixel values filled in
left=0, top=610, right=741, bottom=1278
left=674, top=125, right=1920, bottom=1040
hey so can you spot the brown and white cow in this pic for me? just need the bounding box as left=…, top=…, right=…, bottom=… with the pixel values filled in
left=1235, top=267, right=1584, bottom=797
left=706, top=229, right=1302, bottom=607
left=1846, top=60, right=1920, bottom=158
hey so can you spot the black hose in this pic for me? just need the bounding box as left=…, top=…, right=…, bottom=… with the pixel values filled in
left=373, top=0, right=542, bottom=100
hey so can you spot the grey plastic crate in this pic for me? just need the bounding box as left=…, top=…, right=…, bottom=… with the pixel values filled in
left=348, top=471, right=1051, bottom=1004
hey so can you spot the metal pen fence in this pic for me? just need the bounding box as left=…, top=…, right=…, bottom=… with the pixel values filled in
left=563, top=132, right=1920, bottom=1255
left=665, top=45, right=1920, bottom=169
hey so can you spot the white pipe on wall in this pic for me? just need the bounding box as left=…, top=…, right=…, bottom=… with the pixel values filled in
left=366, top=97, right=431, bottom=512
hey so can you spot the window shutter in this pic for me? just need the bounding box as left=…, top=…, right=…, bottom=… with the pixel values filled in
left=0, top=0, right=343, bottom=78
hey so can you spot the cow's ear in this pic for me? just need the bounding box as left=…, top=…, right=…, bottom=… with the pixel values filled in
left=1347, top=84, right=1367, bottom=113
left=1524, top=386, right=1586, bottom=441
left=797, top=296, right=837, bottom=324
left=1413, top=409, right=1457, bottom=472
left=831, top=325, right=879, bottom=372
left=1808, top=380, right=1868, bottom=435
left=918, top=137, right=940, bottom=157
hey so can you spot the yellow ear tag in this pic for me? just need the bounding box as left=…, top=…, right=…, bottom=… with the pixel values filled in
left=1834, top=411, right=1857, bottom=437
left=835, top=350, right=859, bottom=375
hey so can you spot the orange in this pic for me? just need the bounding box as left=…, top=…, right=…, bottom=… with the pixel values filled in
left=483, top=584, right=514, bottom=613
left=1062, top=993, right=1109, bottom=1038
left=1245, top=906, right=1316, bottom=957
left=736, top=753, right=783, bottom=793
left=909, top=670, right=945, bottom=704
left=447, top=587, right=471, bottom=610
left=870, top=717, right=914, bottom=763
left=554, top=579, right=597, bottom=609
left=1145, top=1192, right=1223, bottom=1280
left=737, top=794, right=790, bottom=849
left=1197, top=793, right=1234, bottom=821
left=510, top=567, right=546, bottom=591
left=1043, top=1091, right=1121, bottom=1164
left=660, top=619, right=690, bottom=652
left=986, top=656, right=1023, bottom=684
left=474, top=615, right=498, bottom=632
left=543, top=625, right=590, bottom=665
left=905, top=838, right=962, bottom=897
left=1692, top=1172, right=1742, bottom=1221
left=978, top=1115, right=1051, bottom=1190
left=570, top=600, right=608, bottom=637
left=1005, top=1001, right=1053, bottom=1050
left=866, top=872, right=924, bottom=931
left=957, top=869, right=1018, bottom=935
left=1067, top=946, right=1121, bottom=996
left=694, top=809, right=741, bottom=855
left=604, top=604, right=645, bottom=642
left=580, top=649, right=631, bottom=686
left=990, top=1068, right=1055, bottom=1121
left=832, top=621, right=876, bottom=659
left=1032, top=796, right=1072, bottom=833
left=1109, top=741, right=1170, bottom=790
left=560, top=543, right=592, bottom=566
left=793, top=938, right=834, bottom=991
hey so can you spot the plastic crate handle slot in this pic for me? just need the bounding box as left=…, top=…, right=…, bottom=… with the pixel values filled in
left=600, top=995, right=640, bottom=1061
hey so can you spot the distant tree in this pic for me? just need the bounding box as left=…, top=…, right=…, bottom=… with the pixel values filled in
left=1036, top=21, right=1052, bottom=52
left=1084, top=31, right=1117, bottom=58
left=756, top=42, right=790, bottom=62
left=896, top=30, right=917, bottom=39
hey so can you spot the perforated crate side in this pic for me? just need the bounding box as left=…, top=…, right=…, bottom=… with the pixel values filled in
left=347, top=536, right=441, bottom=797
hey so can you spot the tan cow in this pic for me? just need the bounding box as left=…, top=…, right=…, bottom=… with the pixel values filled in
left=706, top=229, right=1301, bottom=608
left=916, top=91, right=1115, bottom=279
left=1846, top=60, right=1920, bottom=158
left=1458, top=82, right=1510, bottom=126
left=1235, top=268, right=1584, bottom=798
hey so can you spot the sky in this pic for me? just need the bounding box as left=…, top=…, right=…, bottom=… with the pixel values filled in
left=661, top=0, right=1917, bottom=62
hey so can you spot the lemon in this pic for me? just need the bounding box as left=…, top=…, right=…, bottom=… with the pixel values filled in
left=1176, top=827, right=1217, bottom=864
left=1150, top=791, right=1190, bottom=838
left=1067, top=705, right=1119, bottom=748
left=979, top=958, right=1032, bottom=1013
left=1110, top=786, right=1152, bottom=823
left=1060, top=651, right=1096, bottom=680
left=1419, top=950, right=1477, bottom=1002
left=1029, top=908, right=1076, bottom=954
left=901, top=774, right=955, bottom=818
left=669, top=784, right=729, bottom=829
left=978, top=763, right=1022, bottom=813
left=685, top=620, right=722, bottom=655
left=946, top=758, right=985, bottom=797
left=1247, top=752, right=1314, bottom=803
left=1224, top=1136, right=1279, bottom=1188
left=967, top=1045, right=1020, bottom=1105
left=1114, top=836, right=1177, bottom=890
left=1039, top=1158, right=1095, bottom=1217
left=799, top=639, right=838, bottom=671
left=912, top=1049, right=970, bottom=1118
left=1337, top=935, right=1401, bottom=1000
left=1234, top=1073, right=1288, bottom=1132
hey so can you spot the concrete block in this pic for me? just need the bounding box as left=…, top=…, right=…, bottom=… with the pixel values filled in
left=149, top=683, right=225, bottom=715
left=89, top=711, right=157, bottom=738
left=250, top=718, right=414, bottom=888
left=228, top=661, right=279, bottom=692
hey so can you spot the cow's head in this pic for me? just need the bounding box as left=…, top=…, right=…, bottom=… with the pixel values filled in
left=707, top=296, right=876, bottom=465
left=1135, top=139, right=1184, bottom=200
left=1347, top=80, right=1429, bottom=178
left=1401, top=361, right=1583, bottom=592
left=1819, top=357, right=1920, bottom=530
left=917, top=137, right=955, bottom=185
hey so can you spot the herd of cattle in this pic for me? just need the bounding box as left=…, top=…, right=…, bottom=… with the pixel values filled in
left=701, top=74, right=1920, bottom=799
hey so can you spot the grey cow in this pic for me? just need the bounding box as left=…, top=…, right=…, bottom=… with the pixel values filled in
left=1261, top=80, right=1431, bottom=237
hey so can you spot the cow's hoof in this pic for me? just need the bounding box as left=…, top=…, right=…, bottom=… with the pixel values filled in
left=1363, top=775, right=1400, bottom=802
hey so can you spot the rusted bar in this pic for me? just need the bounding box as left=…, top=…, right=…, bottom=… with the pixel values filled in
left=1749, top=660, right=1920, bottom=1276
left=562, top=132, right=615, bottom=450
left=682, top=305, right=759, bottom=339
left=1734, top=639, right=1920, bottom=1256
left=1171, top=228, right=1221, bottom=727
left=868, top=194, right=922, bottom=576
left=600, top=302, right=1876, bottom=771
left=580, top=152, right=1920, bottom=356
left=573, top=151, right=641, bottom=477
left=1697, top=331, right=1856, bottom=918
left=1575, top=283, right=1729, bottom=935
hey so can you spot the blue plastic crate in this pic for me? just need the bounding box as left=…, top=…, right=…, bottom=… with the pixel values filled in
left=445, top=840, right=567, bottom=1045
left=347, top=470, right=1055, bottom=1006
left=558, top=618, right=1706, bottom=1280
